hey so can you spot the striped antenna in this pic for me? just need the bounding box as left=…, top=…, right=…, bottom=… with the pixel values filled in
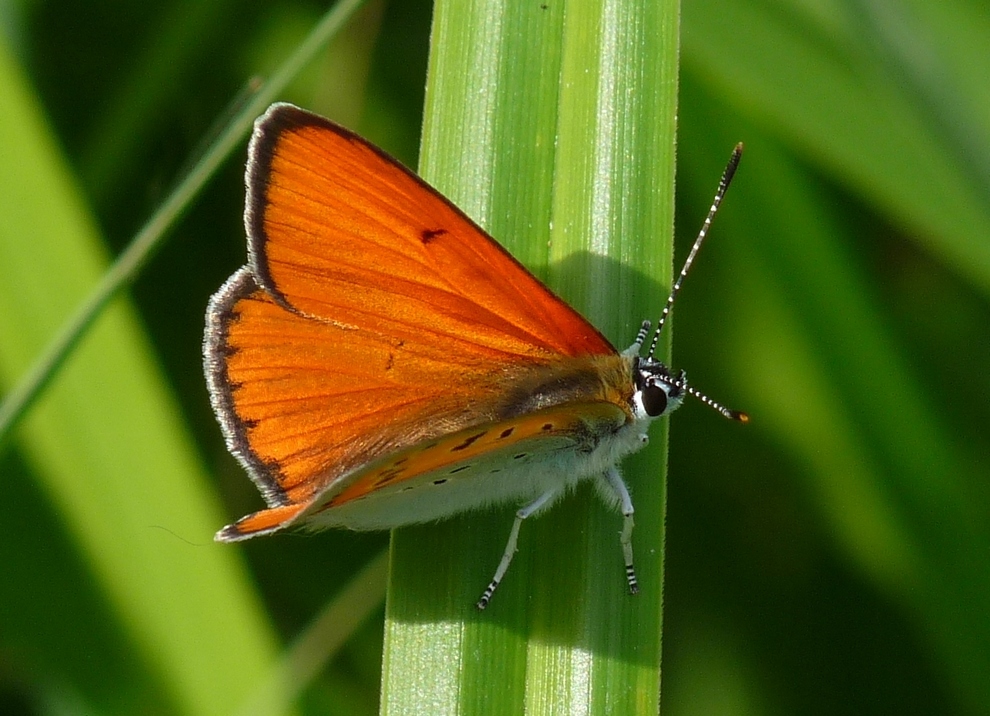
left=678, top=379, right=749, bottom=423
left=647, top=143, right=744, bottom=360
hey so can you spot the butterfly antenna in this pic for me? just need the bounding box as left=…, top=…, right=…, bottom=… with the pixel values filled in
left=647, top=143, right=744, bottom=360
left=674, top=375, right=749, bottom=423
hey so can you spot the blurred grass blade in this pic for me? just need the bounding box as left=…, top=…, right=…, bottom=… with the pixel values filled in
left=0, top=0, right=367, bottom=446
left=79, top=0, right=236, bottom=201
left=382, top=0, right=678, bottom=713
left=846, top=0, right=990, bottom=200
left=236, top=550, right=388, bottom=716
left=0, top=35, right=281, bottom=716
left=680, top=90, right=990, bottom=712
left=683, top=0, right=990, bottom=294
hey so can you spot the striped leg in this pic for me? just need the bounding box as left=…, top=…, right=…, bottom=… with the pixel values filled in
left=477, top=489, right=557, bottom=610
left=600, top=466, right=639, bottom=594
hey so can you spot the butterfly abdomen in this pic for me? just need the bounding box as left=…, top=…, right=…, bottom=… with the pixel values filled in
left=304, top=413, right=624, bottom=531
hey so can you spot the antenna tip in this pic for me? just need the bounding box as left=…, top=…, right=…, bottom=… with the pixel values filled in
left=734, top=142, right=744, bottom=155
left=731, top=410, right=750, bottom=423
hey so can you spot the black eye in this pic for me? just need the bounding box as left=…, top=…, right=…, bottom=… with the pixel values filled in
left=641, top=382, right=668, bottom=417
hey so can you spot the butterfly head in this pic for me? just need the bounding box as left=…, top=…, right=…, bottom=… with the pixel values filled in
left=631, top=356, right=685, bottom=420
left=619, top=143, right=749, bottom=425
left=624, top=325, right=746, bottom=423
left=623, top=321, right=749, bottom=423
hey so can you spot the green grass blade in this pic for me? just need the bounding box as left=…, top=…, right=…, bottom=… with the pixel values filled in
left=0, top=37, right=281, bottom=716
left=78, top=1, right=237, bottom=202
left=677, top=68, right=990, bottom=713
left=683, top=0, right=990, bottom=294
left=0, top=0, right=368, bottom=446
left=235, top=550, right=388, bottom=716
left=382, top=0, right=678, bottom=713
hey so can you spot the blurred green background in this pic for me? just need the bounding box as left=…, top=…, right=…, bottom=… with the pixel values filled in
left=1, top=0, right=988, bottom=715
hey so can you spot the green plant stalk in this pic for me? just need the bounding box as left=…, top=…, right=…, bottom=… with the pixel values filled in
left=382, top=0, right=679, bottom=713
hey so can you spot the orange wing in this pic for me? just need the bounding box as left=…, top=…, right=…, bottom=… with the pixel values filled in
left=206, top=103, right=616, bottom=536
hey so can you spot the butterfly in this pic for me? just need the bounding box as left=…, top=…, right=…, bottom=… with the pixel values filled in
left=204, top=103, right=746, bottom=609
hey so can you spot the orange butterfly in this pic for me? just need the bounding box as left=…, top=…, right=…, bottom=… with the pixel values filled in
left=205, top=103, right=746, bottom=608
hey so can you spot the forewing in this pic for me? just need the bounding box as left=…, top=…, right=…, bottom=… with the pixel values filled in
left=245, top=103, right=614, bottom=360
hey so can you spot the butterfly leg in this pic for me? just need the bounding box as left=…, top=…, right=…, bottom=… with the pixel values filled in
left=476, top=489, right=558, bottom=610
left=599, top=466, right=639, bottom=594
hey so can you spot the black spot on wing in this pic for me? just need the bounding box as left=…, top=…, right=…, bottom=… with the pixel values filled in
left=451, top=431, right=486, bottom=452
left=421, top=228, right=447, bottom=243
